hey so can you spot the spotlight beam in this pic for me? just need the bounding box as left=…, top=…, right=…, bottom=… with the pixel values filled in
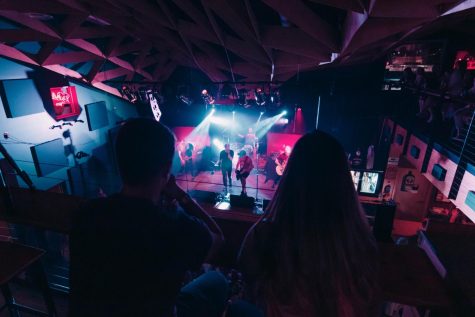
left=255, top=112, right=286, bottom=139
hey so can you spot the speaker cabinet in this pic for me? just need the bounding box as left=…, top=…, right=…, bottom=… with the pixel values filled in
left=189, top=190, right=217, bottom=204
left=230, top=194, right=255, bottom=208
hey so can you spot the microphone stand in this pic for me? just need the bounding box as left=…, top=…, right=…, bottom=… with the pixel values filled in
left=255, top=152, right=259, bottom=203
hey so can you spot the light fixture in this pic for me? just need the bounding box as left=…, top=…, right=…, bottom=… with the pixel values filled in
left=201, top=89, right=215, bottom=105
left=255, top=87, right=266, bottom=106
left=120, top=85, right=138, bottom=103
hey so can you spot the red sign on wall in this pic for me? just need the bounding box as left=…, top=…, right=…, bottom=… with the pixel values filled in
left=50, top=86, right=81, bottom=120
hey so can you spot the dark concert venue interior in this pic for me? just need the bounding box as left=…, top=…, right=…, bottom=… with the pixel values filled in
left=1, top=1, right=475, bottom=316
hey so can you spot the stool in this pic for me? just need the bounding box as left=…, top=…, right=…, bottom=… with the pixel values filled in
left=0, top=240, right=57, bottom=316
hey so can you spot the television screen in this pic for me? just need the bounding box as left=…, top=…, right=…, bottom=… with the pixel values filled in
left=0, top=79, right=44, bottom=117
left=350, top=170, right=360, bottom=190
left=360, top=172, right=380, bottom=194
left=85, top=101, right=109, bottom=131
left=30, top=138, right=68, bottom=177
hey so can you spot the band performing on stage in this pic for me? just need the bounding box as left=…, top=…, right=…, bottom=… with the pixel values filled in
left=174, top=128, right=292, bottom=195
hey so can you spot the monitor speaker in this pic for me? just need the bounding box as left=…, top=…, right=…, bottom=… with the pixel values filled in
left=189, top=190, right=217, bottom=204
left=230, top=194, right=255, bottom=208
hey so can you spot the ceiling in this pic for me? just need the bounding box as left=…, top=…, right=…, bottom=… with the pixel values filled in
left=0, top=0, right=474, bottom=96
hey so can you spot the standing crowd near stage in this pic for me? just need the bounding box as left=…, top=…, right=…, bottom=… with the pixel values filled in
left=70, top=118, right=379, bottom=317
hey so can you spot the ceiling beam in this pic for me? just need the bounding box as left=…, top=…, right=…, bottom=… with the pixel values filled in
left=261, top=0, right=339, bottom=51
left=0, top=29, right=59, bottom=42
left=42, top=51, right=101, bottom=65
left=0, top=43, right=39, bottom=65
left=0, top=10, right=61, bottom=40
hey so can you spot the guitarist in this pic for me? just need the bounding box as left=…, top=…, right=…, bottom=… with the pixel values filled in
left=274, top=145, right=291, bottom=187
left=218, top=143, right=234, bottom=189
left=236, top=150, right=254, bottom=196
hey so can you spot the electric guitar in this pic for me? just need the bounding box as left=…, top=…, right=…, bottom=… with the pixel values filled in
left=275, top=158, right=287, bottom=176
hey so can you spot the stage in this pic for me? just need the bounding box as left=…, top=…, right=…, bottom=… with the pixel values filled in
left=176, top=169, right=277, bottom=202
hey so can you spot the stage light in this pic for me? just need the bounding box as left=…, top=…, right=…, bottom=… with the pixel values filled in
left=297, top=108, right=302, bottom=111
left=260, top=111, right=264, bottom=115
left=282, top=110, right=287, bottom=115
left=201, top=89, right=215, bottom=105
left=255, top=87, right=266, bottom=106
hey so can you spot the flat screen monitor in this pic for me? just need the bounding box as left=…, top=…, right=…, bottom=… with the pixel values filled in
left=85, top=101, right=109, bottom=131
left=360, top=172, right=381, bottom=195
left=30, top=138, right=68, bottom=177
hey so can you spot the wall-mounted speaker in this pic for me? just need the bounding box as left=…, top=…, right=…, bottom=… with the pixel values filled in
left=410, top=145, right=420, bottom=159
left=431, top=164, right=447, bottom=181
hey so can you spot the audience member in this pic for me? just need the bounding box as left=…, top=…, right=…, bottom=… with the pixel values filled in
left=70, top=118, right=225, bottom=317
left=239, top=131, right=380, bottom=317
left=401, top=67, right=415, bottom=87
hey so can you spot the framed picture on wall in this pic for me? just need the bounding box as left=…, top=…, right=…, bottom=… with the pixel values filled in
left=50, top=86, right=81, bottom=120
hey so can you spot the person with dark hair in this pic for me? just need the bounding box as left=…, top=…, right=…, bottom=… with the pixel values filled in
left=218, top=143, right=234, bottom=189
left=184, top=142, right=195, bottom=178
left=70, top=118, right=225, bottom=317
left=236, top=149, right=254, bottom=196
left=239, top=131, right=380, bottom=317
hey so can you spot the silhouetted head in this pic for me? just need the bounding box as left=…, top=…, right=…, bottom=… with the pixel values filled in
left=115, top=118, right=175, bottom=188
left=261, top=130, right=378, bottom=316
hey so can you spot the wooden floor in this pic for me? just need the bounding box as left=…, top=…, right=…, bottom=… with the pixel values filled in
left=176, top=169, right=277, bottom=201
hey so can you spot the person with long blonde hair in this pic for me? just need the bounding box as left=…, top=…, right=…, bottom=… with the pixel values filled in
left=239, top=130, right=380, bottom=317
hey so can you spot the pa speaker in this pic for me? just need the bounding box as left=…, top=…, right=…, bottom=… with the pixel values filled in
left=189, top=190, right=217, bottom=204
left=230, top=194, right=255, bottom=208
